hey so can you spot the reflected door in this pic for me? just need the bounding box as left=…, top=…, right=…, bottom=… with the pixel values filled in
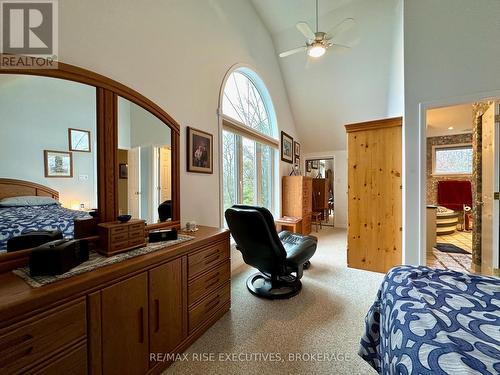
left=159, top=147, right=171, bottom=202
left=128, top=147, right=141, bottom=218
left=481, top=101, right=499, bottom=275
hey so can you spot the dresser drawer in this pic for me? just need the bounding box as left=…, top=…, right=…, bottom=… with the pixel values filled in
left=129, top=229, right=144, bottom=239
left=188, top=260, right=230, bottom=306
left=189, top=282, right=230, bottom=333
left=129, top=223, right=145, bottom=232
left=0, top=300, right=86, bottom=374
left=110, top=225, right=128, bottom=235
left=30, top=342, right=87, bottom=375
left=188, top=242, right=229, bottom=279
left=110, top=240, right=129, bottom=252
left=110, top=232, right=129, bottom=243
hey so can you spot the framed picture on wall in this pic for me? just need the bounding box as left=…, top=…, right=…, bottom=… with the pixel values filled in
left=311, top=160, right=319, bottom=169
left=119, top=163, right=128, bottom=179
left=295, top=156, right=301, bottom=168
left=187, top=126, right=213, bottom=174
left=281, top=131, right=294, bottom=164
left=68, top=128, right=91, bottom=152
left=44, top=150, right=73, bottom=178
left=294, top=141, right=300, bottom=158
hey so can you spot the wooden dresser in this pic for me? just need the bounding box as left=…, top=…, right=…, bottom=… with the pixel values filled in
left=0, top=226, right=230, bottom=374
left=282, top=176, right=313, bottom=235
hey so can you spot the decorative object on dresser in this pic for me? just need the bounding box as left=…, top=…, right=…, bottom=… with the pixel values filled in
left=44, top=150, right=73, bottom=178
left=282, top=176, right=313, bottom=235
left=29, top=239, right=89, bottom=276
left=68, top=128, right=91, bottom=152
left=187, top=126, right=213, bottom=174
left=97, top=219, right=146, bottom=256
left=281, top=131, right=294, bottom=163
left=149, top=228, right=178, bottom=242
left=345, top=117, right=402, bottom=273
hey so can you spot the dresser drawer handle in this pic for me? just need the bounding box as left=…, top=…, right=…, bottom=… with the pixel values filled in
left=0, top=346, right=33, bottom=368
left=203, top=248, right=220, bottom=259
left=0, top=334, right=33, bottom=354
left=205, top=278, right=220, bottom=290
left=204, top=296, right=220, bottom=313
left=138, top=307, right=145, bottom=343
left=204, top=253, right=220, bottom=265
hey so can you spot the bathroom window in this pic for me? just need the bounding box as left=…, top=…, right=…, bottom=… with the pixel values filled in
left=432, top=144, right=473, bottom=175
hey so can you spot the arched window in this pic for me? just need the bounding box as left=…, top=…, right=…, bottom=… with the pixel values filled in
left=221, top=68, right=278, bottom=215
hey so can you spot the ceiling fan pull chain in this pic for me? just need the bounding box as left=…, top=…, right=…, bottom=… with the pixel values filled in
left=316, top=0, right=319, bottom=33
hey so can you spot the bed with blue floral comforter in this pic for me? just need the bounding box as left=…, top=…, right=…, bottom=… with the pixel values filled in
left=0, top=205, right=90, bottom=251
left=359, top=266, right=500, bottom=374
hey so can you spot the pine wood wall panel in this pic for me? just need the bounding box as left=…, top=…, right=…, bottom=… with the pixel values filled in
left=346, top=117, right=402, bottom=273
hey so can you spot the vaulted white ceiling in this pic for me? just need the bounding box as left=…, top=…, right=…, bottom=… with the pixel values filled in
left=252, top=0, right=403, bottom=152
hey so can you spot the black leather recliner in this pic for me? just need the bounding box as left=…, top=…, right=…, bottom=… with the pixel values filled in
left=225, top=205, right=317, bottom=299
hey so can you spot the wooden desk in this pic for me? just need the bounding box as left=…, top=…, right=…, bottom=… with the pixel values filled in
left=275, top=217, right=302, bottom=234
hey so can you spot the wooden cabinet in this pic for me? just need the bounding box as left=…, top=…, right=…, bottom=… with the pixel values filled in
left=149, top=258, right=186, bottom=357
left=101, top=273, right=149, bottom=375
left=345, top=117, right=402, bottom=273
left=312, top=178, right=329, bottom=219
left=282, top=176, right=313, bottom=235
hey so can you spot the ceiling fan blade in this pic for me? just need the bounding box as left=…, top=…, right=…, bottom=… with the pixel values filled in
left=329, top=43, right=352, bottom=55
left=279, top=46, right=307, bottom=58
left=326, top=18, right=356, bottom=40
left=296, top=22, right=315, bottom=40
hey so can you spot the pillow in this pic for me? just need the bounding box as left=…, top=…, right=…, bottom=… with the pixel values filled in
left=0, top=196, right=60, bottom=207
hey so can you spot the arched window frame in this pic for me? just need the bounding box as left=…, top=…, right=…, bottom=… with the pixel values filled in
left=218, top=66, right=279, bottom=224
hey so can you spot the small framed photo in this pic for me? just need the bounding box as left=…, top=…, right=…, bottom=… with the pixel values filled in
left=294, top=141, right=300, bottom=157
left=119, top=163, right=128, bottom=179
left=69, top=128, right=91, bottom=152
left=187, top=126, right=213, bottom=174
left=311, top=160, right=319, bottom=169
left=44, top=150, right=73, bottom=178
left=295, top=156, right=301, bottom=168
left=306, top=161, right=312, bottom=172
left=281, top=131, right=294, bottom=164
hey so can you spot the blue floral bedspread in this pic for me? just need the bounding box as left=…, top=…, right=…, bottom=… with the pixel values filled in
left=359, top=265, right=500, bottom=374
left=0, top=205, right=90, bottom=251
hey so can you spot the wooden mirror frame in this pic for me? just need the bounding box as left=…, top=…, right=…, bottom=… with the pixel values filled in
left=0, top=54, right=181, bottom=231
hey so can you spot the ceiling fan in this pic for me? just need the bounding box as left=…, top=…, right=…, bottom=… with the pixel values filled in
left=279, top=0, right=357, bottom=59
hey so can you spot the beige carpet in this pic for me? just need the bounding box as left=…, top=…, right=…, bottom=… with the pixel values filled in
left=166, top=228, right=383, bottom=375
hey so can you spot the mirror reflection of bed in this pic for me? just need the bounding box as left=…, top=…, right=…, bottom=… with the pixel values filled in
left=0, top=74, right=97, bottom=254
left=117, top=97, right=172, bottom=224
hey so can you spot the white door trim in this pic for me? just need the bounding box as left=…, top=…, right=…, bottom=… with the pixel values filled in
left=416, top=89, right=500, bottom=267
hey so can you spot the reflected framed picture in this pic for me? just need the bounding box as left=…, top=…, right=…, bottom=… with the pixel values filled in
left=119, top=163, right=128, bottom=179
left=187, top=126, right=213, bottom=174
left=294, top=141, right=300, bottom=158
left=311, top=160, right=319, bottom=169
left=44, top=150, right=73, bottom=178
left=306, top=161, right=312, bottom=172
left=281, top=131, right=294, bottom=164
left=68, top=128, right=91, bottom=152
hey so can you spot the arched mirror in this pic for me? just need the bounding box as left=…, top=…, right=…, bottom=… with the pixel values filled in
left=0, top=57, right=180, bottom=260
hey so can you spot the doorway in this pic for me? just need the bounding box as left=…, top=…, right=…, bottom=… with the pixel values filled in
left=305, top=158, right=335, bottom=227
left=424, top=101, right=499, bottom=275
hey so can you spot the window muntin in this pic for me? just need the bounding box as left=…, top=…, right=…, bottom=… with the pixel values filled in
left=222, top=69, right=277, bottom=215
left=222, top=71, right=273, bottom=137
left=433, top=145, right=473, bottom=175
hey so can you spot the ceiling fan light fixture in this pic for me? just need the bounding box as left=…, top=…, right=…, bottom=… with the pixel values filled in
left=307, top=43, right=326, bottom=58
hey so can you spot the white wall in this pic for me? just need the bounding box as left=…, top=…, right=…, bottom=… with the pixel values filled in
left=303, top=151, right=348, bottom=229
left=404, top=0, right=500, bottom=264
left=0, top=75, right=97, bottom=208
left=58, top=0, right=300, bottom=229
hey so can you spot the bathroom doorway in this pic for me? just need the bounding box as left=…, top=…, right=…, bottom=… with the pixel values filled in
left=425, top=101, right=499, bottom=275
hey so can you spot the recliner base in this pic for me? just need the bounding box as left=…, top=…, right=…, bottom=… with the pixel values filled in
left=246, top=272, right=302, bottom=300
